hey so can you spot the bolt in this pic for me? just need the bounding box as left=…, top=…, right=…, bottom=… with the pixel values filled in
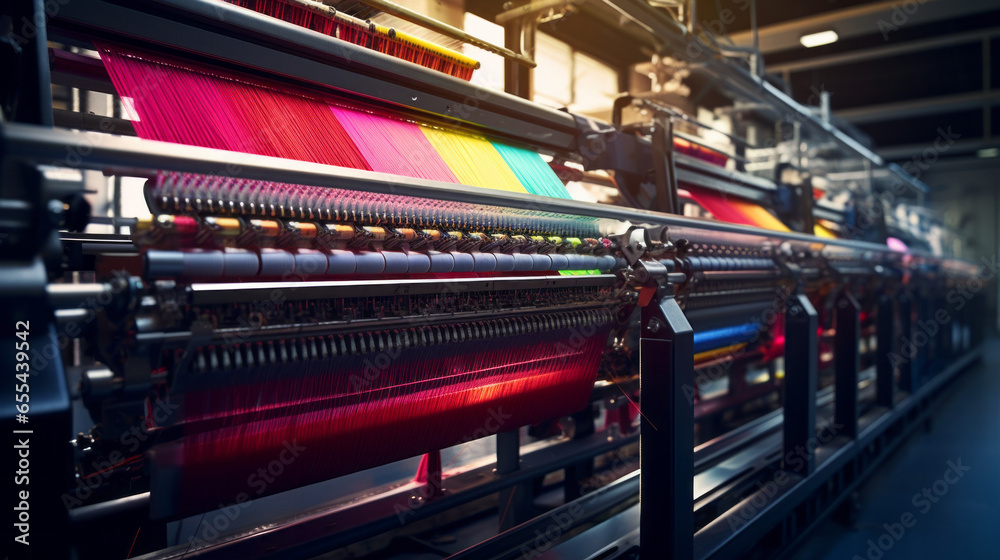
left=647, top=319, right=661, bottom=333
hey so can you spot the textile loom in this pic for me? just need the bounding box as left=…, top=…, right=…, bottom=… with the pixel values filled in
left=0, top=0, right=987, bottom=559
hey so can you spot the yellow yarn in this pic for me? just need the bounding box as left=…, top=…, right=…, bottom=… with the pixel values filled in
left=730, top=199, right=791, bottom=232
left=813, top=223, right=838, bottom=238
left=421, top=127, right=528, bottom=193
left=372, top=24, right=480, bottom=69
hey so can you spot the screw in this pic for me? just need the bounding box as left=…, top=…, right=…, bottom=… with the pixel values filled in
left=647, top=319, right=661, bottom=333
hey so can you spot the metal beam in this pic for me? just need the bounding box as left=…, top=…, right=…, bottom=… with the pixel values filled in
left=731, top=0, right=997, bottom=56
left=837, top=90, right=1000, bottom=125
left=766, top=26, right=1000, bottom=75
left=878, top=137, right=1000, bottom=161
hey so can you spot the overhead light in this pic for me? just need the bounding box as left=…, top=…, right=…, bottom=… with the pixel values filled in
left=977, top=148, right=999, bottom=158
left=800, top=30, right=839, bottom=48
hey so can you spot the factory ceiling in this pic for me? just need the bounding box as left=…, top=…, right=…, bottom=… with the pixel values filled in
left=467, top=0, right=1000, bottom=168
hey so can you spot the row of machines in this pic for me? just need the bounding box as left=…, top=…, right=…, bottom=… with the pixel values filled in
left=0, top=0, right=987, bottom=558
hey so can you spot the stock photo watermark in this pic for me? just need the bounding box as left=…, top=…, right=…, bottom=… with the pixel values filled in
left=877, top=0, right=931, bottom=41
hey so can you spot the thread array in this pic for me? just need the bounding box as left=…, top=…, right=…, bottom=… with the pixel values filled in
left=150, top=310, right=612, bottom=517
left=224, top=0, right=478, bottom=80
left=97, top=43, right=573, bottom=200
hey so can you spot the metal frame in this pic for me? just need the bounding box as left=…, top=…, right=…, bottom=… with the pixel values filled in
left=639, top=291, right=694, bottom=558
left=834, top=290, right=861, bottom=438
left=4, top=122, right=935, bottom=259
left=876, top=293, right=896, bottom=408
left=49, top=0, right=578, bottom=151
left=2, top=2, right=988, bottom=556
left=782, top=293, right=818, bottom=475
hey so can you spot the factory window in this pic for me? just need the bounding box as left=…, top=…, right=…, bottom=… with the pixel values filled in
left=535, top=32, right=618, bottom=118
left=463, top=13, right=506, bottom=92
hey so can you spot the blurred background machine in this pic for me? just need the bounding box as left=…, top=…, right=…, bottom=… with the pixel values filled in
left=1, top=0, right=994, bottom=559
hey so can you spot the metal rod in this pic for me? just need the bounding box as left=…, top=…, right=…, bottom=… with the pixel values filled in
left=0, top=122, right=951, bottom=258
left=143, top=301, right=613, bottom=347
left=495, top=0, right=581, bottom=25
left=46, top=283, right=113, bottom=309
left=52, top=109, right=136, bottom=136
left=187, top=275, right=616, bottom=304
left=330, top=0, right=537, bottom=67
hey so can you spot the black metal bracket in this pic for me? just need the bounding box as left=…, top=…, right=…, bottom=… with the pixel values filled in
left=497, top=429, right=534, bottom=531
left=898, top=291, right=917, bottom=394
left=2, top=0, right=53, bottom=125
left=834, top=290, right=861, bottom=438
left=650, top=115, right=680, bottom=214
left=638, top=280, right=694, bottom=559
left=915, top=290, right=933, bottom=385
left=783, top=293, right=818, bottom=474
left=876, top=293, right=895, bottom=408
left=773, top=162, right=814, bottom=235
left=609, top=95, right=680, bottom=214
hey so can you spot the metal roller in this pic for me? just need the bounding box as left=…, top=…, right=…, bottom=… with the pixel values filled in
left=471, top=252, right=496, bottom=272
left=382, top=251, right=409, bottom=274
left=406, top=251, right=431, bottom=274
left=451, top=252, right=475, bottom=272
left=259, top=248, right=296, bottom=276
left=222, top=248, right=260, bottom=277
left=494, top=253, right=515, bottom=272
left=355, top=251, right=386, bottom=274
left=548, top=254, right=569, bottom=270
left=530, top=254, right=552, bottom=271
left=427, top=251, right=455, bottom=272
left=182, top=250, right=226, bottom=278
left=512, top=253, right=534, bottom=271
left=563, top=254, right=584, bottom=270
left=293, top=249, right=329, bottom=277
left=327, top=250, right=358, bottom=275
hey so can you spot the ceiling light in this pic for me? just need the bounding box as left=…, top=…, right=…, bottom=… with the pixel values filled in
left=977, top=148, right=999, bottom=158
left=800, top=30, right=838, bottom=48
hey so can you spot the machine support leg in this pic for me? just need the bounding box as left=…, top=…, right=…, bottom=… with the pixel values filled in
left=497, top=429, right=532, bottom=530
left=940, top=295, right=953, bottom=360
left=639, top=295, right=694, bottom=559
left=876, top=294, right=896, bottom=408
left=783, top=294, right=818, bottom=474
left=915, top=294, right=933, bottom=383
left=834, top=291, right=860, bottom=438
left=415, top=450, right=443, bottom=498
left=564, top=407, right=595, bottom=502
left=898, top=292, right=917, bottom=394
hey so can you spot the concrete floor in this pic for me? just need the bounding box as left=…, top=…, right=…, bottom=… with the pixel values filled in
left=789, top=344, right=1000, bottom=560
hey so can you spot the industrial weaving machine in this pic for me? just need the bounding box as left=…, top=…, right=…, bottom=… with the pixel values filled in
left=0, top=0, right=987, bottom=559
